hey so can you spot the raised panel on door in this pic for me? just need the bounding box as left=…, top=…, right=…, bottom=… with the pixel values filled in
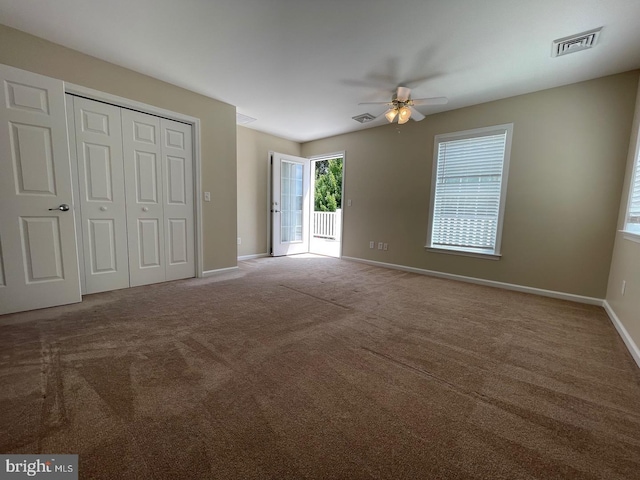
left=88, top=219, right=118, bottom=273
left=72, top=96, right=129, bottom=294
left=138, top=219, right=161, bottom=267
left=167, top=218, right=188, bottom=265
left=161, top=119, right=194, bottom=281
left=19, top=217, right=64, bottom=283
left=10, top=123, right=56, bottom=195
left=122, top=109, right=165, bottom=287
left=0, top=64, right=81, bottom=314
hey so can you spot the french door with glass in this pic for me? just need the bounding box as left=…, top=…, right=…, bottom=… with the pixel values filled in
left=271, top=152, right=310, bottom=256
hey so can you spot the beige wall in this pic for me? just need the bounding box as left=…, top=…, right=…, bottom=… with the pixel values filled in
left=0, top=24, right=237, bottom=272
left=237, top=126, right=301, bottom=257
left=8, top=17, right=633, bottom=299
left=302, top=72, right=639, bottom=298
left=606, top=78, right=640, bottom=349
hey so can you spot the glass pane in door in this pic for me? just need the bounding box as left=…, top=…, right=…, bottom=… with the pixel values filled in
left=281, top=160, right=303, bottom=243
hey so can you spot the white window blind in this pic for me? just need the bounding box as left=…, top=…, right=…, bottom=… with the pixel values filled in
left=428, top=125, right=511, bottom=256
left=627, top=146, right=640, bottom=234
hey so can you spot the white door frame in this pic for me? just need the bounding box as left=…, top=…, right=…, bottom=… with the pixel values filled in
left=64, top=83, right=204, bottom=282
left=267, top=152, right=273, bottom=256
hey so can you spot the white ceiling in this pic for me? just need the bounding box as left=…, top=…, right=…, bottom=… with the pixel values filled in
left=2, top=0, right=640, bottom=142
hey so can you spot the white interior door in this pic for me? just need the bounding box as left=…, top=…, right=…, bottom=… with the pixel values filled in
left=0, top=64, right=81, bottom=315
left=71, top=97, right=129, bottom=294
left=271, top=152, right=311, bottom=256
left=161, top=119, right=195, bottom=281
left=122, top=109, right=166, bottom=287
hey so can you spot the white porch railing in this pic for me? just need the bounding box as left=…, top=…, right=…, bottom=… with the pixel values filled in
left=313, top=209, right=342, bottom=240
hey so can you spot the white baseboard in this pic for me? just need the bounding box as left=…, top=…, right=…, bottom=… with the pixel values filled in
left=202, top=266, right=239, bottom=277
left=341, top=256, right=604, bottom=306
left=603, top=301, right=640, bottom=368
left=238, top=253, right=269, bottom=261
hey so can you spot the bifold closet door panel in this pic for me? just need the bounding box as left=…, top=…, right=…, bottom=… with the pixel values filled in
left=122, top=110, right=165, bottom=287
left=161, top=119, right=195, bottom=281
left=72, top=97, right=129, bottom=294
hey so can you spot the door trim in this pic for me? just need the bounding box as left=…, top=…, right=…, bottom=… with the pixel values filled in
left=64, top=83, right=204, bottom=279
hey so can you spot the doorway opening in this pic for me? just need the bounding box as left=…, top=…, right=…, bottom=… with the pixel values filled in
left=269, top=151, right=344, bottom=258
left=309, top=154, right=344, bottom=258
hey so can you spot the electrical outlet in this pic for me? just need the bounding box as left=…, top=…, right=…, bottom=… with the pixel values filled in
left=204, top=191, right=211, bottom=202
left=383, top=243, right=388, bottom=251
left=348, top=199, right=352, bottom=207
left=237, top=237, right=242, bottom=245
left=369, top=241, right=374, bottom=249
left=622, top=280, right=626, bottom=296
left=378, top=242, right=383, bottom=250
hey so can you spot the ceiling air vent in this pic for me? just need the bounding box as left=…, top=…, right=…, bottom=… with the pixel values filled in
left=552, top=27, right=602, bottom=57
left=236, top=112, right=257, bottom=125
left=352, top=113, right=376, bottom=124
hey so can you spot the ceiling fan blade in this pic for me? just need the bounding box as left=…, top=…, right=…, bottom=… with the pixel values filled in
left=409, top=106, right=425, bottom=121
left=396, top=86, right=411, bottom=102
left=411, top=97, right=448, bottom=106
left=358, top=101, right=393, bottom=106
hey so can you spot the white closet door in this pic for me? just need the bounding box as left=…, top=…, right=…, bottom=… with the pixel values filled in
left=161, top=119, right=195, bottom=281
left=122, top=110, right=166, bottom=287
left=72, top=97, right=129, bottom=294
left=0, top=64, right=81, bottom=315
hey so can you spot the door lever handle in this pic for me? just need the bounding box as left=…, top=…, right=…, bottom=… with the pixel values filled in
left=49, top=204, right=70, bottom=212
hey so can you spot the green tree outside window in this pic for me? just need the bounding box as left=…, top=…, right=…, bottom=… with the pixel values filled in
left=314, top=158, right=342, bottom=212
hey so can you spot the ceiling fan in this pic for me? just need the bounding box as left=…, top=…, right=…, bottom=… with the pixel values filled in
left=359, top=86, right=448, bottom=124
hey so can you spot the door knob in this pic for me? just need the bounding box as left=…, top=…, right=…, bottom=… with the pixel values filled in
left=49, top=204, right=70, bottom=212
left=142, top=207, right=149, bottom=212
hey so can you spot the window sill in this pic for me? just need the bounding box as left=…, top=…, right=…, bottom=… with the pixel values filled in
left=621, top=230, right=640, bottom=244
left=424, top=246, right=502, bottom=260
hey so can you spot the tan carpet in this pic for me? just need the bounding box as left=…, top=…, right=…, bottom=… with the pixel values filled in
left=1, top=255, right=639, bottom=479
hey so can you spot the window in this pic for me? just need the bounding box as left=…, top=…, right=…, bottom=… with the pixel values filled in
left=427, top=124, right=513, bottom=258
left=280, top=160, right=304, bottom=243
left=624, top=129, right=640, bottom=238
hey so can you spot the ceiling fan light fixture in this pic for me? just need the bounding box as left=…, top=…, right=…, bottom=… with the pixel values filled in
left=385, top=108, right=398, bottom=123
left=360, top=86, right=447, bottom=126
left=398, top=106, right=411, bottom=124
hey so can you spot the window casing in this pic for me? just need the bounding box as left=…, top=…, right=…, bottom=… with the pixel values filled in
left=426, top=124, right=513, bottom=258
left=624, top=127, right=640, bottom=239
